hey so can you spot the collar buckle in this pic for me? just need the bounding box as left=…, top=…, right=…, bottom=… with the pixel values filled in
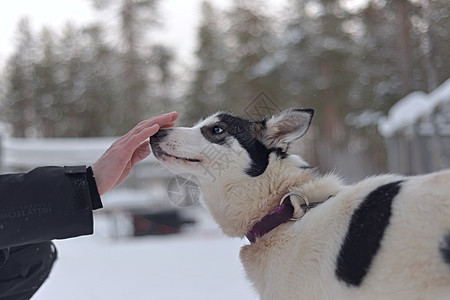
left=246, top=192, right=324, bottom=244
left=280, top=192, right=311, bottom=220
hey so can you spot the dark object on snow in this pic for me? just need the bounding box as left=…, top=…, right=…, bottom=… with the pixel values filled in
left=132, top=210, right=195, bottom=236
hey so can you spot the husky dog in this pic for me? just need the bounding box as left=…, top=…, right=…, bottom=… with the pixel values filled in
left=150, top=109, right=450, bottom=299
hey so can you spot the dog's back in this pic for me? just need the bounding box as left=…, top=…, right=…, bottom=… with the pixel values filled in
left=241, top=170, right=450, bottom=299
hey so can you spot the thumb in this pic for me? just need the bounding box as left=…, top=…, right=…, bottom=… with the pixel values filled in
left=132, top=142, right=151, bottom=165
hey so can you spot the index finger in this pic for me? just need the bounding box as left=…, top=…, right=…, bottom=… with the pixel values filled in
left=146, top=111, right=177, bottom=128
left=125, top=112, right=178, bottom=147
left=131, top=112, right=177, bottom=136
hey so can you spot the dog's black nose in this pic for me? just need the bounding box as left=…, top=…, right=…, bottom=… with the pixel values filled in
left=149, top=128, right=169, bottom=144
left=150, top=129, right=170, bottom=156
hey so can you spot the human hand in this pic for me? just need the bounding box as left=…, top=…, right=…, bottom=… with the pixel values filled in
left=92, top=111, right=178, bottom=195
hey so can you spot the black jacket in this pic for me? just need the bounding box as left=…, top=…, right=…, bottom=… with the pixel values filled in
left=0, top=166, right=102, bottom=266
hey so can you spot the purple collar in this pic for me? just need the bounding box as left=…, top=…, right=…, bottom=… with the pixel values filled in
left=245, top=193, right=325, bottom=243
left=246, top=197, right=295, bottom=243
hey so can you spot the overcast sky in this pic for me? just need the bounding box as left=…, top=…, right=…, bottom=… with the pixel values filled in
left=0, top=0, right=232, bottom=67
left=0, top=0, right=294, bottom=70
left=1, top=1, right=91, bottom=61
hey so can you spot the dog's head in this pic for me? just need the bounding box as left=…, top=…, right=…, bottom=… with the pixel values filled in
left=151, top=108, right=314, bottom=182
left=150, top=109, right=315, bottom=236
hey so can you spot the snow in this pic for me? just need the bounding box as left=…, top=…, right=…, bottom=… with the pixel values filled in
left=101, top=189, right=166, bottom=211
left=378, top=91, right=431, bottom=137
left=428, top=78, right=450, bottom=107
left=251, top=50, right=287, bottom=79
left=32, top=210, right=257, bottom=300
left=378, top=78, right=450, bottom=137
left=346, top=110, right=384, bottom=128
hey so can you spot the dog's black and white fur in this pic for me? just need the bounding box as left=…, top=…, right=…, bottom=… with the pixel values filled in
left=151, top=109, right=450, bottom=299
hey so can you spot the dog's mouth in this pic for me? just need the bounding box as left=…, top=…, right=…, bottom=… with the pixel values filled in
left=161, top=151, right=202, bottom=163
left=150, top=135, right=202, bottom=164
left=153, top=146, right=202, bottom=163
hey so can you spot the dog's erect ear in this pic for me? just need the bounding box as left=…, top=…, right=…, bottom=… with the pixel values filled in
left=262, top=109, right=314, bottom=149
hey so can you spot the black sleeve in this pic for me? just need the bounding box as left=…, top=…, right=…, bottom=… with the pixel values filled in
left=0, top=166, right=103, bottom=249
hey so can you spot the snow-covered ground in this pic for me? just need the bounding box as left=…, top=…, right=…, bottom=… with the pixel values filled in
left=32, top=209, right=257, bottom=300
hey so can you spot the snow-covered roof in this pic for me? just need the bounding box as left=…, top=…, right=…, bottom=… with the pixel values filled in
left=378, top=78, right=450, bottom=137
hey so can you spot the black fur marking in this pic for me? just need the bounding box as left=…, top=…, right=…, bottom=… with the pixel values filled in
left=440, top=231, right=450, bottom=268
left=335, top=180, right=403, bottom=286
left=245, top=140, right=271, bottom=176
left=273, top=148, right=288, bottom=159
left=201, top=114, right=271, bottom=177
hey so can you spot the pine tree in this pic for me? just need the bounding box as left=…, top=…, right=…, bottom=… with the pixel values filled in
left=90, top=0, right=162, bottom=131
left=185, top=1, right=228, bottom=123
left=79, top=24, right=121, bottom=136
left=33, top=26, right=60, bottom=137
left=4, top=18, right=37, bottom=137
left=147, top=44, right=176, bottom=113
left=220, top=0, right=280, bottom=116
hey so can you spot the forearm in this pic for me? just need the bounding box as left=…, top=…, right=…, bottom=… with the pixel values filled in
left=0, top=166, right=103, bottom=248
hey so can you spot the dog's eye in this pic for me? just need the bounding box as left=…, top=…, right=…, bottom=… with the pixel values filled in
left=212, top=125, right=224, bottom=134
